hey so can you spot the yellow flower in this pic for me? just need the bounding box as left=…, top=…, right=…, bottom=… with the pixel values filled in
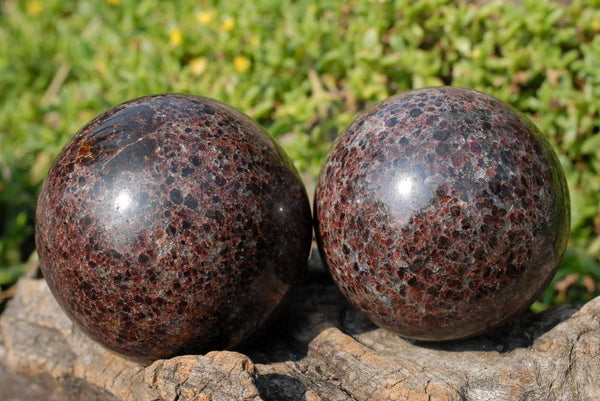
left=196, top=10, right=215, bottom=25
left=222, top=16, right=235, bottom=32
left=234, top=56, right=251, bottom=73
left=26, top=1, right=43, bottom=16
left=95, top=61, right=107, bottom=75
left=106, top=0, right=120, bottom=5
left=593, top=14, right=600, bottom=31
left=249, top=35, right=260, bottom=46
left=169, top=27, right=183, bottom=46
left=188, top=57, right=208, bottom=76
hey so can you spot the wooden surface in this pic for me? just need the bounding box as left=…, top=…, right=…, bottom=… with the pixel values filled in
left=1, top=256, right=599, bottom=401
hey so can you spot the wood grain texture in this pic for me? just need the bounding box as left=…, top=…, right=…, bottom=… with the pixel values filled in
left=1, top=257, right=598, bottom=401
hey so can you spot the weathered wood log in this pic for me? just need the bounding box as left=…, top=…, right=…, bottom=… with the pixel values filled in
left=1, top=256, right=599, bottom=401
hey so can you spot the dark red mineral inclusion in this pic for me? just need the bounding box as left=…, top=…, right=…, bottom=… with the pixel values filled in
left=36, top=94, right=312, bottom=361
left=315, top=87, right=570, bottom=341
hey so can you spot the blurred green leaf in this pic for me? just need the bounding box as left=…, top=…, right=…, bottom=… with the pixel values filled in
left=580, top=135, right=600, bottom=156
left=0, top=0, right=599, bottom=307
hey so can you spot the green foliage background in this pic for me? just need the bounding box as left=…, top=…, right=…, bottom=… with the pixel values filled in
left=1, top=0, right=599, bottom=308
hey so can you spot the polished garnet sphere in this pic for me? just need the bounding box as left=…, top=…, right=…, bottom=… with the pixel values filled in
left=315, top=87, right=570, bottom=341
left=36, top=94, right=312, bottom=361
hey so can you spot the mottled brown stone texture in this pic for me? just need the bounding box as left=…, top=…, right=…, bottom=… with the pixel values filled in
left=35, top=94, right=313, bottom=361
left=315, top=87, right=570, bottom=341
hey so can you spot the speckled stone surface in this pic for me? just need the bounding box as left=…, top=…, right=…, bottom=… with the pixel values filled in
left=35, top=94, right=313, bottom=361
left=315, top=87, right=570, bottom=341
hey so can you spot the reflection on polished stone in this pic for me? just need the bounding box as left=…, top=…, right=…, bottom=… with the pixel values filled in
left=36, top=94, right=312, bottom=361
left=315, top=87, right=570, bottom=341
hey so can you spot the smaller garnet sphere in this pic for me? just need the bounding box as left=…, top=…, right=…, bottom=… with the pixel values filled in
left=36, top=94, right=312, bottom=361
left=315, top=87, right=570, bottom=341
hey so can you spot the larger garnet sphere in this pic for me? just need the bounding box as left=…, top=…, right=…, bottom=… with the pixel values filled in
left=36, top=94, right=312, bottom=361
left=315, top=87, right=570, bottom=341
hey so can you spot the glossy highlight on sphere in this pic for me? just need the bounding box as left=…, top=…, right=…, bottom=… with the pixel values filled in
left=36, top=94, right=313, bottom=361
left=315, top=87, right=570, bottom=341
